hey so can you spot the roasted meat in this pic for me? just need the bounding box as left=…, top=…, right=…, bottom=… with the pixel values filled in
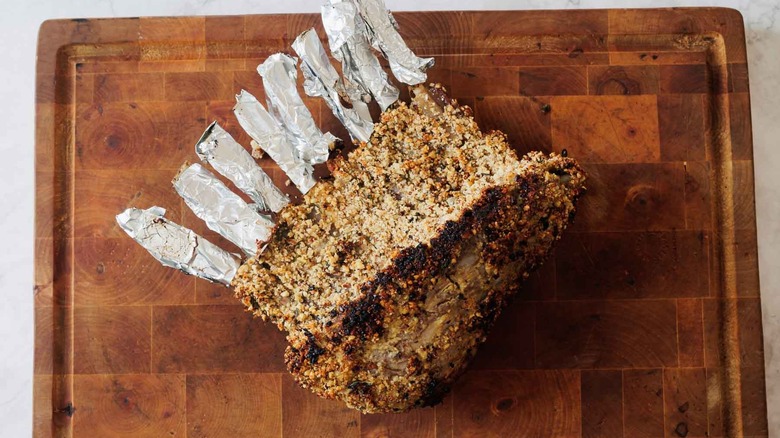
left=232, top=84, right=586, bottom=413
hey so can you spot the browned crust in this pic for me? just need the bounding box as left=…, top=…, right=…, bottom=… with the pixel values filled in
left=286, top=153, right=585, bottom=412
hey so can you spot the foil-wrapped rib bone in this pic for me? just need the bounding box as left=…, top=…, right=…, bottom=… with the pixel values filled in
left=321, top=0, right=399, bottom=110
left=233, top=90, right=317, bottom=194
left=292, top=29, right=374, bottom=143
left=115, top=206, right=240, bottom=285
left=173, top=163, right=274, bottom=256
left=196, top=121, right=290, bottom=213
left=257, top=54, right=338, bottom=165
left=349, top=0, right=434, bottom=85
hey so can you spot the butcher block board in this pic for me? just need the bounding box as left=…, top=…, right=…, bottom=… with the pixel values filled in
left=34, top=8, right=767, bottom=438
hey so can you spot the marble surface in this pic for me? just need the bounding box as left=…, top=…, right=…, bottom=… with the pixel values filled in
left=2, top=0, right=777, bottom=436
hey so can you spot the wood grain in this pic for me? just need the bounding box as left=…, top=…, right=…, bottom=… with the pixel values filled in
left=623, top=369, right=665, bottom=437
left=581, top=370, right=623, bottom=438
left=452, top=370, right=581, bottom=438
left=72, top=374, right=186, bottom=437
left=152, top=305, right=286, bottom=373
left=550, top=95, right=661, bottom=163
left=35, top=9, right=766, bottom=438
left=188, top=374, right=282, bottom=438
left=281, top=374, right=359, bottom=438
left=535, top=301, right=678, bottom=369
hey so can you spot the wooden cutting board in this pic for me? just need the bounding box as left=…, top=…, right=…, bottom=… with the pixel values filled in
left=34, top=8, right=767, bottom=437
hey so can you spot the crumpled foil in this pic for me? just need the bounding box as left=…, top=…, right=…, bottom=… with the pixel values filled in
left=233, top=90, right=317, bottom=194
left=292, top=28, right=374, bottom=143
left=196, top=121, right=289, bottom=213
left=116, top=206, right=240, bottom=285
left=257, top=53, right=338, bottom=165
left=350, top=0, right=434, bottom=85
left=173, top=163, right=274, bottom=256
left=322, top=0, right=399, bottom=110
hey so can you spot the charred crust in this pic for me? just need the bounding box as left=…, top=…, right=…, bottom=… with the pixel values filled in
left=336, top=292, right=385, bottom=342
left=417, top=378, right=450, bottom=408
left=304, top=330, right=326, bottom=365
left=347, top=380, right=372, bottom=396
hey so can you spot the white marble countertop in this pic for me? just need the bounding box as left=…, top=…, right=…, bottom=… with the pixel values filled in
left=2, top=0, right=777, bottom=436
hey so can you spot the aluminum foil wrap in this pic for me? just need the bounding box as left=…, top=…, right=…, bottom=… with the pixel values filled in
left=292, top=29, right=374, bottom=143
left=233, top=90, right=316, bottom=194
left=257, top=54, right=337, bottom=165
left=350, top=0, right=434, bottom=85
left=196, top=121, right=289, bottom=213
left=116, top=206, right=240, bottom=285
left=321, top=0, right=399, bottom=110
left=173, top=163, right=274, bottom=256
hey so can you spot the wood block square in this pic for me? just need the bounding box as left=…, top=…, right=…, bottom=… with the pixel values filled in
left=677, top=299, right=705, bottom=367
left=740, top=367, right=769, bottom=436
left=657, top=94, right=706, bottom=161
left=281, top=374, right=359, bottom=438
left=570, top=163, right=685, bottom=232
left=623, top=369, right=664, bottom=437
left=449, top=67, right=519, bottom=97
left=581, top=370, right=623, bottom=438
left=73, top=306, right=151, bottom=374
left=732, top=160, right=757, bottom=231
left=73, top=169, right=183, bottom=238
left=475, top=96, right=552, bottom=155
left=35, top=171, right=71, bottom=240
left=660, top=65, right=708, bottom=94
left=728, top=63, right=749, bottom=93
left=664, top=368, right=707, bottom=438
left=74, top=102, right=207, bottom=170
left=471, top=301, right=534, bottom=370
left=535, top=301, right=678, bottom=369
left=550, top=95, right=660, bottom=163
left=94, top=73, right=165, bottom=102
left=361, top=408, right=436, bottom=438
left=738, top=298, right=765, bottom=368
left=452, top=370, right=581, bottom=437
left=556, top=231, right=710, bottom=300
left=734, top=229, right=760, bottom=297
left=702, top=300, right=730, bottom=369
left=165, top=71, right=234, bottom=101
left=73, top=374, right=186, bottom=437
left=588, top=65, right=659, bottom=95
left=73, top=237, right=194, bottom=306
left=729, top=93, right=753, bottom=160
left=519, top=66, right=587, bottom=96
left=684, top=161, right=712, bottom=230
left=472, top=10, right=608, bottom=52
left=187, top=374, right=282, bottom=438
left=139, top=17, right=205, bottom=42
left=34, top=305, right=72, bottom=375
left=152, top=305, right=286, bottom=373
